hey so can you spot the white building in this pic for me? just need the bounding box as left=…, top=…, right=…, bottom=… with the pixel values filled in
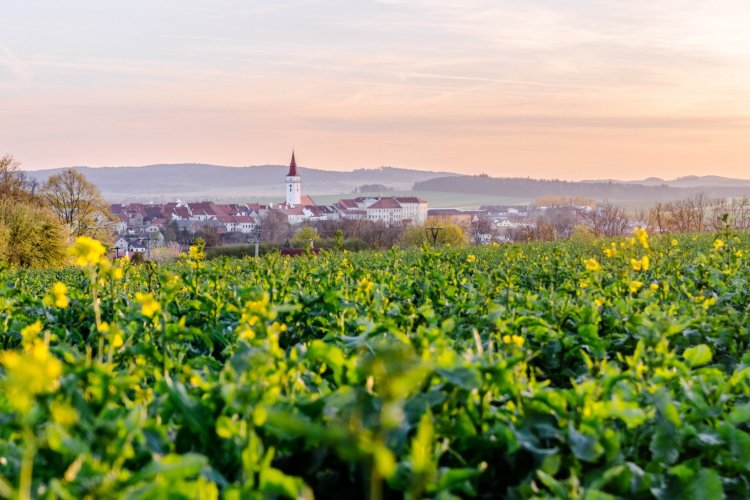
left=285, top=152, right=302, bottom=207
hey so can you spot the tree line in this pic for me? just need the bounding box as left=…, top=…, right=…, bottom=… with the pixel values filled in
left=0, top=155, right=111, bottom=268
left=507, top=194, right=750, bottom=242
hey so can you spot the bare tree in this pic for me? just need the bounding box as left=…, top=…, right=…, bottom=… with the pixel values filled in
left=259, top=209, right=292, bottom=244
left=41, top=169, right=112, bottom=240
left=647, top=202, right=670, bottom=233
left=0, top=154, right=39, bottom=203
left=585, top=202, right=629, bottom=237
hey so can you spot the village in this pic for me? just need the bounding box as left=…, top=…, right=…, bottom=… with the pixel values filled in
left=109, top=153, right=621, bottom=257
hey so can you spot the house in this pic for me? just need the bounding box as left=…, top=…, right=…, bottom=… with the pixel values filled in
left=366, top=197, right=403, bottom=225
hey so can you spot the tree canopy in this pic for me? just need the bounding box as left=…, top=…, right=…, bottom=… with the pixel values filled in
left=401, top=218, right=468, bottom=248
left=0, top=155, right=70, bottom=268
left=42, top=169, right=112, bottom=242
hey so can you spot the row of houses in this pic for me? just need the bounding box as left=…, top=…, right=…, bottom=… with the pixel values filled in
left=110, top=195, right=429, bottom=238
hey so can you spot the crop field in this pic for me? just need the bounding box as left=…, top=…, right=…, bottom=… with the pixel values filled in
left=1, top=230, right=749, bottom=498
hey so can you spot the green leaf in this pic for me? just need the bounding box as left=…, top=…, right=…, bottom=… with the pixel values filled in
left=650, top=428, right=680, bottom=465
left=686, top=468, right=724, bottom=500
left=129, top=453, right=208, bottom=483
left=436, top=367, right=481, bottom=390
left=728, top=402, right=750, bottom=425
left=536, top=470, right=568, bottom=498
left=684, top=344, right=713, bottom=368
left=260, top=467, right=311, bottom=499
left=568, top=425, right=603, bottom=463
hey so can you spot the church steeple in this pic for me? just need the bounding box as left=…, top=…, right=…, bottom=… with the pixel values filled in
left=287, top=151, right=298, bottom=177
left=285, top=151, right=302, bottom=206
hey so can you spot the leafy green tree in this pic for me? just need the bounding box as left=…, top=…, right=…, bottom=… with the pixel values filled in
left=0, top=199, right=67, bottom=268
left=291, top=226, right=319, bottom=247
left=401, top=219, right=468, bottom=247
left=42, top=169, right=112, bottom=241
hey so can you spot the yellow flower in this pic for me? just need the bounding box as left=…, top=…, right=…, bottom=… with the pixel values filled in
left=188, top=244, right=204, bottom=260
left=630, top=255, right=649, bottom=272
left=0, top=341, right=62, bottom=412
left=50, top=400, right=79, bottom=426
left=69, top=236, right=107, bottom=267
left=358, top=277, right=374, bottom=295
left=629, top=281, right=644, bottom=293
left=713, top=239, right=725, bottom=250
left=112, top=333, right=124, bottom=348
left=736, top=250, right=743, bottom=258
left=135, top=292, right=161, bottom=318
left=650, top=283, right=659, bottom=291
left=701, top=296, right=717, bottom=309
left=633, top=227, right=649, bottom=249
left=584, top=258, right=601, bottom=272
left=579, top=279, right=589, bottom=289
left=44, top=282, right=70, bottom=309
left=594, top=298, right=604, bottom=307
left=671, top=239, right=678, bottom=246
left=467, top=254, right=476, bottom=263
left=21, top=320, right=43, bottom=346
left=502, top=335, right=524, bottom=347
left=113, top=267, right=124, bottom=280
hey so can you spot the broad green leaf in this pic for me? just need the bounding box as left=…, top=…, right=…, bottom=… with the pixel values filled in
left=684, top=344, right=713, bottom=368
left=568, top=425, right=603, bottom=462
left=436, top=367, right=481, bottom=390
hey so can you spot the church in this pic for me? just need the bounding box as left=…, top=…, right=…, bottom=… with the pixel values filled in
left=274, top=151, right=427, bottom=225
left=281, top=152, right=316, bottom=209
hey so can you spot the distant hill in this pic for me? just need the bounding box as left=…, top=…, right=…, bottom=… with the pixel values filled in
left=25, top=164, right=459, bottom=202
left=414, top=175, right=750, bottom=203
left=583, top=175, right=750, bottom=189
left=25, top=164, right=750, bottom=206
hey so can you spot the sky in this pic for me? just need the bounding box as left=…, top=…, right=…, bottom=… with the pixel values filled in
left=2, top=0, right=750, bottom=180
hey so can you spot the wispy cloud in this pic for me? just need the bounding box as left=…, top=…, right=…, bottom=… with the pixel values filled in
left=3, top=0, right=750, bottom=178
left=0, top=45, right=31, bottom=80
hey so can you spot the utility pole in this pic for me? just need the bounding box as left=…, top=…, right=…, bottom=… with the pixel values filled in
left=426, top=226, right=443, bottom=246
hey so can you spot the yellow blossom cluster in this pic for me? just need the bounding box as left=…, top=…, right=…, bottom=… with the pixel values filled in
left=43, top=282, right=69, bottom=308
left=135, top=292, right=161, bottom=318
left=0, top=322, right=62, bottom=412
left=584, top=258, right=601, bottom=272
left=467, top=254, right=476, bottom=263
left=69, top=236, right=107, bottom=267
left=603, top=242, right=618, bottom=258
left=629, top=281, right=644, bottom=294
left=358, top=277, right=374, bottom=295
left=630, top=255, right=650, bottom=272
left=189, top=244, right=205, bottom=261
left=502, top=335, right=525, bottom=347
left=237, top=293, right=274, bottom=340
left=633, top=227, right=649, bottom=249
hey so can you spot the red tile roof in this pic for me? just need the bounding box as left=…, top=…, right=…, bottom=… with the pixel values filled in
left=368, top=197, right=402, bottom=209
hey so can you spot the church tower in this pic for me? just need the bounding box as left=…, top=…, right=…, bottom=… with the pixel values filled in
left=285, top=151, right=302, bottom=207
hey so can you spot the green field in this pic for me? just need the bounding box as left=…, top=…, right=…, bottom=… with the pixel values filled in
left=1, top=231, right=749, bottom=498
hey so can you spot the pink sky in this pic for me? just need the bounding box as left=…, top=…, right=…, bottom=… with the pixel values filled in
left=2, top=0, right=749, bottom=180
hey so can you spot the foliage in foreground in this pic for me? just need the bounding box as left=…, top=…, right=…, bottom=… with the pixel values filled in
left=1, top=231, right=749, bottom=499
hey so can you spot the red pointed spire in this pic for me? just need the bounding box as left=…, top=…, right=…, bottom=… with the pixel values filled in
left=287, top=151, right=298, bottom=177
